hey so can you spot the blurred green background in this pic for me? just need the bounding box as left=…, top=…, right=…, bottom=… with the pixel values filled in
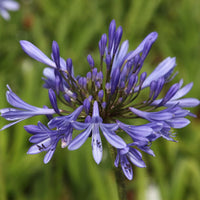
left=0, top=0, right=200, bottom=200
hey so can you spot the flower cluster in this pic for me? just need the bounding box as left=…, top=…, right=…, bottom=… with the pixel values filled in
left=1, top=20, right=199, bottom=180
left=0, top=0, right=19, bottom=20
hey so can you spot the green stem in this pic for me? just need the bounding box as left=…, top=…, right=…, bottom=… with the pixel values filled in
left=114, top=167, right=127, bottom=200
left=110, top=146, right=127, bottom=200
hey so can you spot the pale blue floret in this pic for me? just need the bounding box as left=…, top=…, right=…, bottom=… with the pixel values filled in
left=25, top=122, right=65, bottom=164
left=68, top=101, right=126, bottom=164
left=115, top=146, right=146, bottom=180
left=0, top=85, right=57, bottom=130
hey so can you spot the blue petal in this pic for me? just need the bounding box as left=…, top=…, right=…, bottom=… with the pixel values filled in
left=141, top=57, right=176, bottom=89
left=43, top=67, right=56, bottom=89
left=166, top=118, right=190, bottom=128
left=72, top=121, right=90, bottom=130
left=129, top=107, right=173, bottom=121
left=128, top=148, right=146, bottom=168
left=48, top=89, right=60, bottom=113
left=1, top=1, right=20, bottom=11
left=165, top=98, right=200, bottom=108
left=48, top=115, right=70, bottom=129
left=1, top=108, right=31, bottom=120
left=114, top=151, right=120, bottom=167
left=52, top=41, right=60, bottom=69
left=1, top=108, right=55, bottom=121
left=0, top=9, right=10, bottom=20
left=27, top=138, right=51, bottom=154
left=92, top=101, right=100, bottom=117
left=0, top=118, right=26, bottom=131
left=113, top=26, right=123, bottom=54
left=171, top=82, right=193, bottom=100
left=48, top=106, right=83, bottom=129
left=92, top=126, right=103, bottom=164
left=159, top=83, right=180, bottom=105
left=100, top=124, right=126, bottom=148
left=61, top=134, right=72, bottom=148
left=6, top=86, right=39, bottom=110
left=102, top=123, right=118, bottom=131
left=117, top=120, right=153, bottom=137
left=26, top=122, right=52, bottom=136
left=121, top=156, right=133, bottom=180
left=20, top=40, right=56, bottom=68
left=108, top=19, right=116, bottom=53
left=126, top=32, right=158, bottom=62
left=111, top=40, right=129, bottom=74
left=44, top=149, right=55, bottom=164
left=29, top=135, right=49, bottom=143
left=68, top=125, right=92, bottom=150
left=111, top=67, right=120, bottom=94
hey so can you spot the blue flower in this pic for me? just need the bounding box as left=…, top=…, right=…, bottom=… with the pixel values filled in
left=114, top=146, right=146, bottom=180
left=1, top=20, right=199, bottom=180
left=68, top=101, right=126, bottom=164
left=0, top=85, right=57, bottom=130
left=25, top=122, right=65, bottom=164
left=0, top=0, right=19, bottom=20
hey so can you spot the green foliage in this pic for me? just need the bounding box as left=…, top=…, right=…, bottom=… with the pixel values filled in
left=0, top=0, right=200, bottom=199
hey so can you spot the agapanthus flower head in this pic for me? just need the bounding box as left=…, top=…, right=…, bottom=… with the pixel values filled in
left=1, top=19, right=199, bottom=180
left=0, top=0, right=19, bottom=20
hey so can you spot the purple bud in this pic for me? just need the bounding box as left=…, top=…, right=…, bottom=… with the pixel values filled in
left=92, top=68, right=98, bottom=81
left=98, top=90, right=104, bottom=101
left=125, top=32, right=158, bottom=62
left=127, top=59, right=134, bottom=69
left=48, top=88, right=60, bottom=114
left=153, top=78, right=165, bottom=100
left=92, top=101, right=100, bottom=117
left=106, top=54, right=112, bottom=70
left=66, top=58, right=72, bottom=75
left=97, top=71, right=103, bottom=83
left=111, top=68, right=120, bottom=94
left=141, top=32, right=158, bottom=62
left=63, top=93, right=71, bottom=103
left=108, top=19, right=116, bottom=53
left=139, top=72, right=147, bottom=87
left=120, top=65, right=128, bottom=82
left=83, top=96, right=93, bottom=115
left=160, top=83, right=180, bottom=105
left=102, top=102, right=106, bottom=109
left=99, top=34, right=107, bottom=56
left=118, top=97, right=123, bottom=103
left=119, top=81, right=125, bottom=89
left=95, top=81, right=101, bottom=89
left=126, top=74, right=136, bottom=94
left=149, top=81, right=157, bottom=99
left=54, top=70, right=61, bottom=94
left=106, top=82, right=111, bottom=92
left=88, top=95, right=93, bottom=101
left=83, top=98, right=91, bottom=115
left=78, top=77, right=87, bottom=89
left=83, top=77, right=87, bottom=88
left=85, top=115, right=92, bottom=123
left=113, top=26, right=123, bottom=54
left=52, top=41, right=60, bottom=69
left=98, top=40, right=101, bottom=56
left=87, top=71, right=92, bottom=80
left=87, top=54, right=94, bottom=69
left=132, top=55, right=141, bottom=72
